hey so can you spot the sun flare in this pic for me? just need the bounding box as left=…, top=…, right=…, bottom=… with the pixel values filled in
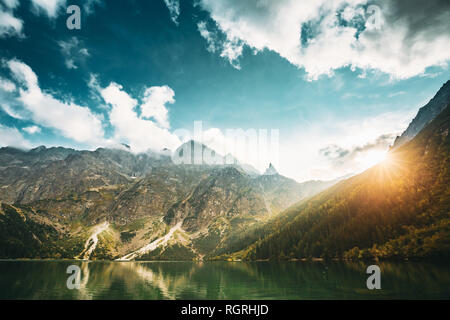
left=360, top=150, right=388, bottom=168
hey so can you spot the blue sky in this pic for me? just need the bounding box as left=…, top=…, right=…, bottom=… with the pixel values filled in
left=0, top=0, right=449, bottom=181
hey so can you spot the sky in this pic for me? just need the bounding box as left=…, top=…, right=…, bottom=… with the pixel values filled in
left=0, top=0, right=449, bottom=182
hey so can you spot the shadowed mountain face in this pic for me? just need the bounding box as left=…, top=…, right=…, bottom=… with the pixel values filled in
left=0, top=142, right=339, bottom=260
left=394, top=80, right=450, bottom=148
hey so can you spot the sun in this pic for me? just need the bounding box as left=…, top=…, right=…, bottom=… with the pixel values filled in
left=360, top=150, right=388, bottom=168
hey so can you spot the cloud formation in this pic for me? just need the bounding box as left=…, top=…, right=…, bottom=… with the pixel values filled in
left=0, top=77, right=16, bottom=92
left=99, top=82, right=180, bottom=153
left=198, top=0, right=450, bottom=79
left=6, top=59, right=105, bottom=145
left=197, top=21, right=217, bottom=53
left=1, top=60, right=181, bottom=152
left=58, top=37, right=90, bottom=69
left=31, top=0, right=66, bottom=17
left=320, top=133, right=395, bottom=166
left=163, top=0, right=180, bottom=25
left=197, top=20, right=244, bottom=69
left=279, top=109, right=415, bottom=181
left=0, top=124, right=31, bottom=148
left=2, top=0, right=19, bottom=9
left=0, top=0, right=23, bottom=38
left=140, top=85, right=174, bottom=129
left=22, top=125, right=41, bottom=134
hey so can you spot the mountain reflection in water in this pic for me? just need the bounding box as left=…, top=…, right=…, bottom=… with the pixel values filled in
left=0, top=261, right=448, bottom=300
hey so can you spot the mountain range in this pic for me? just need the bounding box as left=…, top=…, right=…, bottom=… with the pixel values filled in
left=0, top=81, right=449, bottom=261
left=0, top=140, right=341, bottom=260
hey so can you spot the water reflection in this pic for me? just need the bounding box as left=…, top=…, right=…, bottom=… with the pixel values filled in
left=0, top=261, right=448, bottom=299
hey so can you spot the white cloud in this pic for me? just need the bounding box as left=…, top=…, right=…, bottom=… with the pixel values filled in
left=388, top=91, right=407, bottom=98
left=2, top=60, right=181, bottom=153
left=341, top=5, right=365, bottom=21
left=58, top=37, right=90, bottom=70
left=100, top=82, right=181, bottom=153
left=198, top=0, right=450, bottom=79
left=220, top=38, right=244, bottom=69
left=0, top=5, right=23, bottom=37
left=197, top=21, right=217, bottom=53
left=7, top=59, right=105, bottom=145
left=197, top=20, right=244, bottom=69
left=23, top=125, right=42, bottom=134
left=31, top=0, right=66, bottom=17
left=0, top=124, right=31, bottom=148
left=87, top=73, right=101, bottom=92
left=2, top=0, right=19, bottom=9
left=0, top=77, right=16, bottom=92
left=163, top=0, right=180, bottom=25
left=280, top=109, right=416, bottom=181
left=140, top=85, right=174, bottom=129
left=0, top=104, right=25, bottom=119
left=31, top=0, right=100, bottom=16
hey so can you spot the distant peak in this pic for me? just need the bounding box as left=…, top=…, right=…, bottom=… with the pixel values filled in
left=29, top=145, right=46, bottom=153
left=264, top=163, right=278, bottom=175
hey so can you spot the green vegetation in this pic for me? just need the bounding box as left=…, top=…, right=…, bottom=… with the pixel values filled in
left=0, top=101, right=448, bottom=262
left=137, top=244, right=196, bottom=261
left=0, top=203, right=85, bottom=259
left=120, top=231, right=136, bottom=243
left=193, top=229, right=222, bottom=254
left=90, top=232, right=117, bottom=260
left=242, top=105, right=450, bottom=261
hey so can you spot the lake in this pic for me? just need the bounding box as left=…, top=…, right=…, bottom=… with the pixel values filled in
left=0, top=260, right=448, bottom=299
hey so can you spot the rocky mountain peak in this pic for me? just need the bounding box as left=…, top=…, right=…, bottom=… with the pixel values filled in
left=264, top=163, right=278, bottom=175
left=29, top=145, right=47, bottom=153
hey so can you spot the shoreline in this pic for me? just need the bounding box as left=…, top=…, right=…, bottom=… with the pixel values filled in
left=0, top=258, right=448, bottom=264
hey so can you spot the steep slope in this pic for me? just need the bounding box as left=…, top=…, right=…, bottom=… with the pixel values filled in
left=0, top=140, right=344, bottom=260
left=239, top=104, right=450, bottom=261
left=253, top=166, right=344, bottom=214
left=0, top=146, right=173, bottom=204
left=165, top=166, right=267, bottom=231
left=0, top=203, right=83, bottom=259
left=394, top=80, right=450, bottom=147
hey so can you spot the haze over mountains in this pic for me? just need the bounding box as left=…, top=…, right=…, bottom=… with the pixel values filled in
left=0, top=139, right=341, bottom=260
left=0, top=81, right=449, bottom=261
left=240, top=101, right=450, bottom=261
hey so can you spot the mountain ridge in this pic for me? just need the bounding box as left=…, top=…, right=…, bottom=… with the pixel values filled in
left=393, top=80, right=450, bottom=148
left=0, top=141, right=342, bottom=260
left=233, top=103, right=450, bottom=261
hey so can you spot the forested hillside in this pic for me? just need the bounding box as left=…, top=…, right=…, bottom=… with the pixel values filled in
left=239, top=104, right=450, bottom=261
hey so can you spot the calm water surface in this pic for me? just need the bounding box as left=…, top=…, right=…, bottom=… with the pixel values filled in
left=0, top=260, right=448, bottom=299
